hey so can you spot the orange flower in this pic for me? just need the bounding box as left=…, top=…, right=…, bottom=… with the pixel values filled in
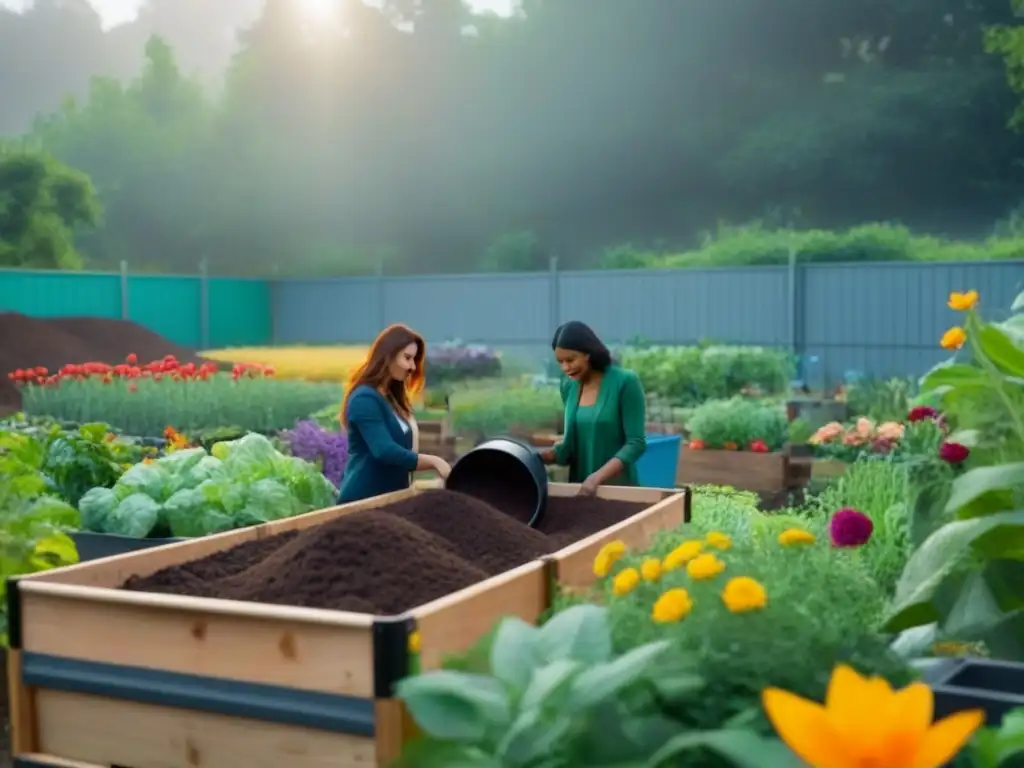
left=947, top=291, right=978, bottom=312
left=940, top=327, right=966, bottom=351
left=723, top=441, right=738, bottom=451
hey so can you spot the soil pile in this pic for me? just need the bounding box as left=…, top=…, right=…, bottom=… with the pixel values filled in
left=123, top=489, right=647, bottom=614
left=0, top=312, right=212, bottom=413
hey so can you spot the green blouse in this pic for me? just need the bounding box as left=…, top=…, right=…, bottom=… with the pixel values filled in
left=553, top=365, right=647, bottom=485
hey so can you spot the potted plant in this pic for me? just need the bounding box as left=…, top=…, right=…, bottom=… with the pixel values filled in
left=677, top=398, right=790, bottom=491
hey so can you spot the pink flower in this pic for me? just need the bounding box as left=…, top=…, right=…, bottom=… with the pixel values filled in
left=876, top=422, right=904, bottom=441
left=939, top=442, right=969, bottom=464
left=829, top=508, right=873, bottom=548
left=907, top=406, right=938, bottom=422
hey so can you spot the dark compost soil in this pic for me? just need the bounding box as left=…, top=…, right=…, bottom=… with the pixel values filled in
left=0, top=312, right=216, bottom=414
left=123, top=489, right=647, bottom=614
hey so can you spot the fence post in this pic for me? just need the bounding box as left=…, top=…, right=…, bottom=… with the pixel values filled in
left=549, top=255, right=560, bottom=332
left=119, top=260, right=129, bottom=320
left=376, top=257, right=386, bottom=331
left=198, top=258, right=210, bottom=350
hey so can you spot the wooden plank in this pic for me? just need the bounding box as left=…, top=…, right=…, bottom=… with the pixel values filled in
left=412, top=560, right=548, bottom=671
left=19, top=582, right=375, bottom=698
left=552, top=492, right=686, bottom=589
left=16, top=754, right=103, bottom=768
left=8, top=649, right=39, bottom=755
left=676, top=449, right=789, bottom=491
left=23, top=488, right=417, bottom=589
left=548, top=482, right=675, bottom=504
left=374, top=700, right=419, bottom=767
left=34, top=689, right=375, bottom=768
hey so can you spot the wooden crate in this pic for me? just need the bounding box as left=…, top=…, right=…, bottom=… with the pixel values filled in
left=7, top=483, right=689, bottom=768
left=676, top=448, right=790, bottom=492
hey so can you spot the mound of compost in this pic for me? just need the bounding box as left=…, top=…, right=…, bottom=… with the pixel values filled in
left=123, top=489, right=647, bottom=614
left=0, top=312, right=215, bottom=413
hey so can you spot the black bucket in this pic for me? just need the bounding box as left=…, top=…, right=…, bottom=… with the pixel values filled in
left=447, top=436, right=549, bottom=527
left=70, top=531, right=186, bottom=562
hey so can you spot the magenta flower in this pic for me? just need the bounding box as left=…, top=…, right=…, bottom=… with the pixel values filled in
left=939, top=441, right=969, bottom=465
left=829, top=508, right=873, bottom=548
left=907, top=406, right=938, bottom=423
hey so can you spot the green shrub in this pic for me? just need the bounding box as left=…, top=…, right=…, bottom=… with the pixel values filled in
left=687, top=398, right=789, bottom=450
left=449, top=384, right=561, bottom=437
left=622, top=345, right=793, bottom=406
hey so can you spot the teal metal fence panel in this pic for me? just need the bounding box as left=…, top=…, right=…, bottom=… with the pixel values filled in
left=206, top=278, right=273, bottom=349
left=127, top=275, right=202, bottom=348
left=0, top=270, right=122, bottom=318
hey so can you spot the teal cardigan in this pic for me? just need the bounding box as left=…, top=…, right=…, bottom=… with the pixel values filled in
left=553, top=365, right=647, bottom=485
left=338, top=385, right=417, bottom=503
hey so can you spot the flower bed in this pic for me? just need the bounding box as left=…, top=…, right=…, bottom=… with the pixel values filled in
left=9, top=354, right=338, bottom=436
left=6, top=483, right=688, bottom=766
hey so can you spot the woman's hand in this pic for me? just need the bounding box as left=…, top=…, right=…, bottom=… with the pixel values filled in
left=578, top=473, right=601, bottom=496
left=538, top=448, right=556, bottom=465
left=426, top=455, right=452, bottom=480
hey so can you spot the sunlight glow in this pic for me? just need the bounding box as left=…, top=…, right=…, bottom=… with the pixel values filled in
left=295, top=0, right=340, bottom=23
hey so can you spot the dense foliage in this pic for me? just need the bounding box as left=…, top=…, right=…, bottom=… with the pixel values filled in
left=4, top=1, right=1024, bottom=274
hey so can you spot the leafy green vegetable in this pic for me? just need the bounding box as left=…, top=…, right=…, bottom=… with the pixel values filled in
left=75, top=431, right=336, bottom=539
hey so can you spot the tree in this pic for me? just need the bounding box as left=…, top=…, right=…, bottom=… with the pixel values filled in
left=0, top=147, right=100, bottom=268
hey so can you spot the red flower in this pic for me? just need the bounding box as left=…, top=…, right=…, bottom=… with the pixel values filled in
left=688, top=439, right=705, bottom=450
left=907, top=406, right=938, bottom=422
left=748, top=439, right=770, bottom=453
left=872, top=438, right=893, bottom=455
left=126, top=353, right=137, bottom=364
left=829, top=508, right=873, bottom=548
left=939, top=441, right=969, bottom=464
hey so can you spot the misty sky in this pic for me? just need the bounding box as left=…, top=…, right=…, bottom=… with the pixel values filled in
left=2, top=0, right=516, bottom=28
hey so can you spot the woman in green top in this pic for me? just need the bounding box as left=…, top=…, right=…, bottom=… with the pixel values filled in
left=540, top=321, right=647, bottom=495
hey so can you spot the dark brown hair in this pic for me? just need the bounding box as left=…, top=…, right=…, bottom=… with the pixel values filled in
left=341, top=324, right=426, bottom=426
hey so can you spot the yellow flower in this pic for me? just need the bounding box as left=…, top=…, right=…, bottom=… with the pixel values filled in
left=762, top=663, right=984, bottom=768
left=593, top=539, right=628, bottom=577
left=663, top=540, right=703, bottom=571
left=705, top=531, right=732, bottom=550
left=778, top=528, right=816, bottom=546
left=612, top=567, right=641, bottom=596
left=721, top=576, right=767, bottom=613
left=408, top=631, right=421, bottom=654
left=686, top=553, right=726, bottom=581
left=940, top=326, right=966, bottom=351
left=640, top=557, right=662, bottom=582
left=651, top=588, right=693, bottom=623
left=947, top=290, right=979, bottom=312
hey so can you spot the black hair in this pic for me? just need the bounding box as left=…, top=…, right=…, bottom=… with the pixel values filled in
left=551, top=320, right=612, bottom=372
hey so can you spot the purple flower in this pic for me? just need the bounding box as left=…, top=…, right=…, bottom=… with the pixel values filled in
left=281, top=420, right=349, bottom=488
left=829, top=507, right=873, bottom=548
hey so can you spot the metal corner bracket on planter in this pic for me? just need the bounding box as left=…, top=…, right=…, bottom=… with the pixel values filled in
left=70, top=531, right=186, bottom=562
left=920, top=656, right=1024, bottom=725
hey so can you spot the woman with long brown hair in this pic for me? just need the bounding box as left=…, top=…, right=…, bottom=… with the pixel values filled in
left=337, top=324, right=452, bottom=503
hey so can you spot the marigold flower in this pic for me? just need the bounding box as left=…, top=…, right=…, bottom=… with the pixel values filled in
left=663, top=540, right=703, bottom=571
left=408, top=631, right=421, bottom=654
left=829, top=508, right=873, bottom=548
left=705, top=531, right=732, bottom=550
left=687, top=553, right=726, bottom=581
left=940, top=326, right=966, bottom=351
left=640, top=557, right=662, bottom=582
left=778, top=528, right=816, bottom=546
left=651, top=588, right=693, bottom=623
left=762, top=663, right=983, bottom=768
left=612, top=567, right=641, bottom=596
left=592, top=539, right=627, bottom=577
left=721, top=576, right=767, bottom=613
left=947, top=290, right=979, bottom=312
left=938, top=441, right=969, bottom=465
left=723, top=441, right=738, bottom=450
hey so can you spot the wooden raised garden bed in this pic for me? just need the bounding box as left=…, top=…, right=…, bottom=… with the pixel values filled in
left=676, top=447, right=790, bottom=492
left=7, top=483, right=689, bottom=768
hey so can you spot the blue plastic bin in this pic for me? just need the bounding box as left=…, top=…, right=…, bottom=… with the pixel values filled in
left=635, top=433, right=682, bottom=488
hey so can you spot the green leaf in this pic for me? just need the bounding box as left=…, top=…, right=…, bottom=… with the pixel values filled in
left=535, top=604, right=611, bottom=664
left=647, top=730, right=802, bottom=768
left=995, top=708, right=1024, bottom=761
left=885, top=511, right=1024, bottom=633
left=920, top=362, right=989, bottom=391
left=944, top=572, right=1005, bottom=639
left=488, top=617, right=538, bottom=691
left=78, top=422, right=109, bottom=442
left=393, top=739, right=501, bottom=768
left=396, top=671, right=511, bottom=742
left=945, top=464, right=1024, bottom=516
left=566, top=640, right=670, bottom=712
left=519, top=659, right=580, bottom=711
left=496, top=709, right=573, bottom=767
left=976, top=324, right=1024, bottom=379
